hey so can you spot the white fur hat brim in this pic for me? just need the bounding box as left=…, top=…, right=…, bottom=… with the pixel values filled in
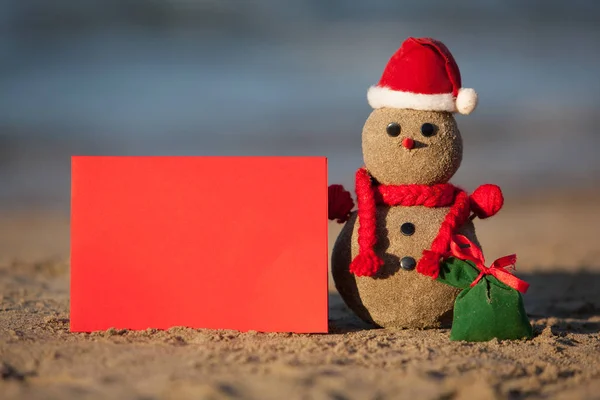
left=367, top=86, right=478, bottom=115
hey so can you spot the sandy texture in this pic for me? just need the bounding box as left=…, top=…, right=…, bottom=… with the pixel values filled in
left=362, top=109, right=462, bottom=185
left=331, top=206, right=475, bottom=329
left=1, top=192, right=600, bottom=399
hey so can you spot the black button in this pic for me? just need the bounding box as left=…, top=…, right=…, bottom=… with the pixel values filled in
left=386, top=122, right=401, bottom=137
left=421, top=123, right=437, bottom=137
left=400, top=256, right=416, bottom=271
left=401, top=222, right=415, bottom=236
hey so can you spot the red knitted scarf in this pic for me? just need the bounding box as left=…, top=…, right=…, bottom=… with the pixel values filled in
left=351, top=168, right=472, bottom=279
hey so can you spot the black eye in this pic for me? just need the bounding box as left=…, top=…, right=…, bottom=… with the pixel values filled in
left=421, top=123, right=437, bottom=137
left=386, top=122, right=401, bottom=137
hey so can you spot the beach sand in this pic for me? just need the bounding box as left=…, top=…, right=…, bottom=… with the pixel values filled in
left=1, top=191, right=599, bottom=399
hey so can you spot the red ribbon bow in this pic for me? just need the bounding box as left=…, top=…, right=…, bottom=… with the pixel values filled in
left=448, top=234, right=529, bottom=294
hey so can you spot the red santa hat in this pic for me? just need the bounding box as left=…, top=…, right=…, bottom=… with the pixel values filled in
left=367, top=37, right=478, bottom=115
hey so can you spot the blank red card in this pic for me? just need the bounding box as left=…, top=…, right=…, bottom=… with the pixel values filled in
left=70, top=156, right=328, bottom=333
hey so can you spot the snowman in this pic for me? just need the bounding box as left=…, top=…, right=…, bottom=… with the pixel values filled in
left=331, top=37, right=503, bottom=329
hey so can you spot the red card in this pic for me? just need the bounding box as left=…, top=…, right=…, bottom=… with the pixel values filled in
left=70, top=157, right=328, bottom=333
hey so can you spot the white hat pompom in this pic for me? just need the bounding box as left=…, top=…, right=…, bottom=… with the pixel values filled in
left=456, top=88, right=478, bottom=115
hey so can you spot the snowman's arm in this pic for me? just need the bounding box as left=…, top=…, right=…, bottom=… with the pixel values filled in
left=328, top=184, right=354, bottom=223
left=469, top=184, right=504, bottom=220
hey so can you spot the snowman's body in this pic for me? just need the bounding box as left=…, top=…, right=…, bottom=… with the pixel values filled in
left=332, top=107, right=480, bottom=328
left=332, top=205, right=479, bottom=328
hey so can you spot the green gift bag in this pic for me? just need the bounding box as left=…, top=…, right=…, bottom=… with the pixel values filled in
left=435, top=237, right=533, bottom=342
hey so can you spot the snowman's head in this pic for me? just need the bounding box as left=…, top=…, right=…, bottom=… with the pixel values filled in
left=362, top=108, right=463, bottom=185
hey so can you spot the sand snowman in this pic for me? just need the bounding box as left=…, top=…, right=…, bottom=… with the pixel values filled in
left=331, top=37, right=503, bottom=329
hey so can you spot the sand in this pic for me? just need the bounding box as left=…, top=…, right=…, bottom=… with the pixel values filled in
left=1, top=191, right=599, bottom=399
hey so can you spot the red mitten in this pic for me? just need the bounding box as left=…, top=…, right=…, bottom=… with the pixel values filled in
left=328, top=184, right=354, bottom=223
left=470, top=184, right=504, bottom=219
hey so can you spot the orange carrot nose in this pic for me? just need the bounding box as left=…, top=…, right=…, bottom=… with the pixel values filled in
left=402, top=138, right=415, bottom=149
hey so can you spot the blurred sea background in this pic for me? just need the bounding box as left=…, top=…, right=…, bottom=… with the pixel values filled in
left=1, top=0, right=599, bottom=210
